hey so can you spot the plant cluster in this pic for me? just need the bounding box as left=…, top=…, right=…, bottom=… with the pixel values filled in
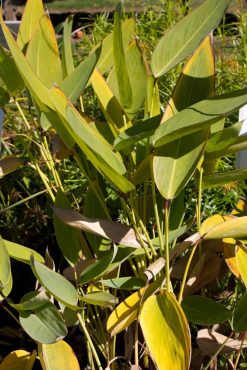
left=1, top=0, right=247, bottom=369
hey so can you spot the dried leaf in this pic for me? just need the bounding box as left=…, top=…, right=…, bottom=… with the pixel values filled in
left=144, top=257, right=165, bottom=282
left=0, top=156, right=23, bottom=178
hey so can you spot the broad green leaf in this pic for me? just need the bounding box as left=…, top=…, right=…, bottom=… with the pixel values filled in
left=232, top=292, right=247, bottom=332
left=81, top=291, right=118, bottom=306
left=181, top=296, right=231, bottom=325
left=26, top=14, right=62, bottom=87
left=154, top=87, right=247, bottom=147
left=79, top=249, right=116, bottom=284
left=61, top=48, right=100, bottom=102
left=54, top=190, right=81, bottom=265
left=145, top=75, right=161, bottom=117
left=204, top=216, right=247, bottom=239
left=61, top=15, right=74, bottom=78
left=0, top=45, right=24, bottom=96
left=140, top=290, right=191, bottom=370
left=66, top=102, right=134, bottom=193
left=3, top=239, right=44, bottom=264
left=154, top=36, right=214, bottom=199
left=107, top=280, right=160, bottom=336
left=236, top=243, right=247, bottom=287
left=0, top=156, right=23, bottom=178
left=53, top=207, right=142, bottom=248
left=202, top=168, right=247, bottom=189
left=0, top=236, right=12, bottom=295
left=108, top=40, right=148, bottom=119
left=91, top=69, right=125, bottom=131
left=102, top=277, right=145, bottom=290
left=9, top=291, right=49, bottom=311
left=17, top=0, right=44, bottom=50
left=93, top=18, right=135, bottom=75
left=151, top=0, right=231, bottom=77
left=19, top=302, right=68, bottom=344
left=114, top=114, right=162, bottom=152
left=0, top=350, right=36, bottom=370
left=113, top=3, right=132, bottom=109
left=39, top=340, right=80, bottom=370
left=30, top=256, right=78, bottom=309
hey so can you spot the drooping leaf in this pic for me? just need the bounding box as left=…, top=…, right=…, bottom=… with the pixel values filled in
left=232, top=292, right=247, bottom=333
left=30, top=256, right=78, bottom=309
left=113, top=2, right=132, bottom=109
left=0, top=156, right=23, bottom=178
left=3, top=239, right=44, bottom=264
left=200, top=214, right=233, bottom=235
left=140, top=290, right=191, bottom=370
left=204, top=216, right=247, bottom=239
left=182, top=295, right=231, bottom=325
left=17, top=0, right=44, bottom=50
left=53, top=207, right=143, bottom=248
left=8, top=291, right=49, bottom=311
left=151, top=0, right=230, bottom=77
left=202, top=168, right=247, bottom=189
left=26, top=14, right=62, bottom=87
left=107, top=280, right=160, bottom=336
left=61, top=15, right=74, bottom=79
left=0, top=350, right=36, bottom=370
left=39, top=340, right=80, bottom=370
left=153, top=35, right=214, bottom=199
left=154, top=87, right=247, bottom=147
left=54, top=190, right=81, bottom=265
left=19, top=302, right=68, bottom=344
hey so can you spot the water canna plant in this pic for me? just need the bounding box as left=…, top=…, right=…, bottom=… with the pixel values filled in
left=1, top=0, right=247, bottom=368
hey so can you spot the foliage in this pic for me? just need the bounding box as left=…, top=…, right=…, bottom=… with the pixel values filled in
left=0, top=0, right=247, bottom=369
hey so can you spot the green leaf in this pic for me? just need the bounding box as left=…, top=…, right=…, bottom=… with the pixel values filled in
left=151, top=0, right=231, bottom=77
left=61, top=15, right=74, bottom=78
left=17, top=0, right=44, bottom=50
left=182, top=296, right=231, bottom=325
left=30, top=256, right=78, bottom=309
left=54, top=190, right=81, bottom=265
left=108, top=40, right=148, bottom=119
left=204, top=216, right=247, bottom=239
left=79, top=249, right=116, bottom=284
left=232, top=292, right=247, bottom=332
left=154, top=87, right=247, bottom=147
left=26, top=14, right=62, bottom=87
left=0, top=85, right=10, bottom=107
left=9, top=291, right=49, bottom=311
left=0, top=45, right=24, bottom=96
left=153, top=36, right=214, bottom=199
left=140, top=290, right=191, bottom=370
left=113, top=2, right=132, bottom=109
left=61, top=48, right=100, bottom=102
left=202, top=168, right=247, bottom=189
left=81, top=291, right=118, bottom=306
left=0, top=236, right=12, bottom=297
left=19, top=302, right=68, bottom=344
left=39, top=340, right=80, bottom=370
left=102, top=277, right=145, bottom=290
left=3, top=239, right=44, bottom=264
left=66, top=102, right=134, bottom=193
left=114, top=114, right=161, bottom=152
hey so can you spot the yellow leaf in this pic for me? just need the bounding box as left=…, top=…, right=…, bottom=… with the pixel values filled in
left=201, top=214, right=233, bottom=236
left=223, top=238, right=240, bottom=278
left=0, top=350, right=36, bottom=370
left=231, top=198, right=247, bottom=216
left=107, top=280, right=160, bottom=336
left=236, top=243, right=247, bottom=287
left=39, top=340, right=80, bottom=370
left=140, top=290, right=191, bottom=370
left=204, top=216, right=247, bottom=240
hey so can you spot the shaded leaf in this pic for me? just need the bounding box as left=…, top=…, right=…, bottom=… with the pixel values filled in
left=232, top=292, right=247, bottom=332
left=8, top=291, right=49, bottom=311
left=0, top=236, right=12, bottom=296
left=102, top=277, right=145, bottom=290
left=236, top=243, right=247, bottom=287
left=0, top=350, right=36, bottom=370
left=81, top=291, right=118, bottom=307
left=0, top=156, right=23, bottom=178
left=202, top=167, right=247, bottom=189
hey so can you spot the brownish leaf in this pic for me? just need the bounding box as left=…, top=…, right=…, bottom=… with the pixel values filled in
left=0, top=155, right=23, bottom=178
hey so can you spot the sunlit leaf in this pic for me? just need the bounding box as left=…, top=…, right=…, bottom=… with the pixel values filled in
left=0, top=350, right=36, bottom=370
left=102, top=277, right=145, bottom=290
left=3, top=239, right=44, bottom=264
left=202, top=168, right=247, bottom=189
left=140, top=290, right=191, bottom=370
left=0, top=236, right=12, bottom=296
left=223, top=238, right=240, bottom=278
left=81, top=291, right=118, bottom=306
left=8, top=291, right=49, bottom=311
left=61, top=15, right=74, bottom=79
left=204, top=216, right=247, bottom=239
left=39, top=340, right=80, bottom=370
left=236, top=243, right=247, bottom=287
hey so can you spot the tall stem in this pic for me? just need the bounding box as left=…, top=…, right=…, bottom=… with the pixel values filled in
left=164, top=199, right=170, bottom=291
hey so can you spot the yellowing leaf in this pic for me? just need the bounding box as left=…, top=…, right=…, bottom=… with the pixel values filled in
left=236, top=243, right=247, bottom=287
left=140, top=290, right=191, bottom=370
left=39, top=341, right=80, bottom=370
left=0, top=350, right=36, bottom=370
left=231, top=198, right=247, bottom=216
left=107, top=281, right=160, bottom=336
left=200, top=214, right=233, bottom=236
left=204, top=216, right=247, bottom=240
left=223, top=238, right=240, bottom=278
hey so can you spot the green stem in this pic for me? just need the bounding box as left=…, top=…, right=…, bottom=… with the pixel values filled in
left=197, top=165, right=204, bottom=233
left=178, top=243, right=198, bottom=304
left=77, top=312, right=103, bottom=370
left=164, top=199, right=170, bottom=291
left=15, top=100, right=30, bottom=130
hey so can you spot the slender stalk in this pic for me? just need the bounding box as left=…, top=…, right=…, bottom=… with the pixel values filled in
left=77, top=312, right=103, bottom=370
left=0, top=303, right=20, bottom=325
left=134, top=319, right=139, bottom=367
left=35, top=163, right=56, bottom=202
left=15, top=100, right=30, bottom=130
left=178, top=243, right=198, bottom=304
left=197, top=165, right=204, bottom=233
left=164, top=199, right=170, bottom=291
